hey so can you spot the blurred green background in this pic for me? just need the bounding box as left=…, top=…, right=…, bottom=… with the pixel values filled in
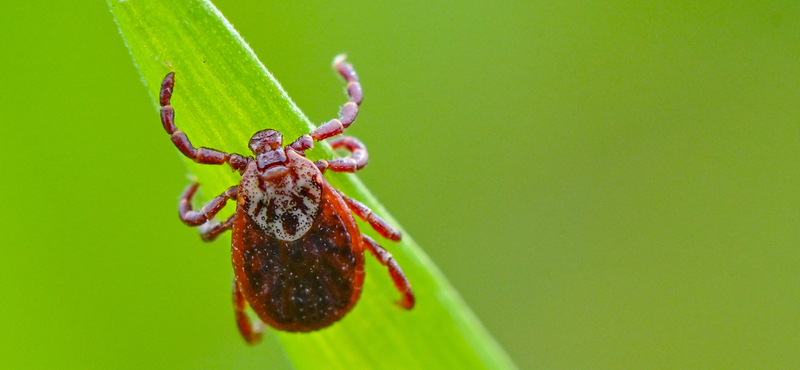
left=2, top=1, right=800, bottom=369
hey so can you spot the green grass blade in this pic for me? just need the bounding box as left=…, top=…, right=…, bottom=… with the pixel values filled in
left=108, top=0, right=516, bottom=368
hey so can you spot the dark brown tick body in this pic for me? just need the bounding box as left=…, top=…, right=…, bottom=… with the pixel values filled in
left=159, top=56, right=414, bottom=342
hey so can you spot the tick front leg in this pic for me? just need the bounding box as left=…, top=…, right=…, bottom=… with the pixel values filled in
left=338, top=190, right=401, bottom=241
left=362, top=235, right=415, bottom=309
left=198, top=214, right=235, bottom=242
left=179, top=183, right=238, bottom=227
left=160, top=73, right=250, bottom=173
left=233, top=277, right=264, bottom=345
left=308, top=55, right=363, bottom=142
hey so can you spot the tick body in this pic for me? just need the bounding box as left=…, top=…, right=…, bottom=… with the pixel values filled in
left=159, top=56, right=414, bottom=343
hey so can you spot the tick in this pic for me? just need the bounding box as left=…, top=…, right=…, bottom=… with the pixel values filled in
left=158, top=56, right=414, bottom=343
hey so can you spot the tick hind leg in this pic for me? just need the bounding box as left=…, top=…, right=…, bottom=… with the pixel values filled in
left=362, top=235, right=415, bottom=309
left=233, top=277, right=265, bottom=345
left=179, top=183, right=238, bottom=227
left=338, top=191, right=401, bottom=241
left=198, top=214, right=235, bottom=242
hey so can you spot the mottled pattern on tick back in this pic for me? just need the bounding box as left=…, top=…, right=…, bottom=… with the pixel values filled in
left=239, top=153, right=322, bottom=241
left=233, top=153, right=365, bottom=331
left=239, top=192, right=360, bottom=330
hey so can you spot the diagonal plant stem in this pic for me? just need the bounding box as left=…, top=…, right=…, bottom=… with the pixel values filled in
left=108, top=0, right=516, bottom=368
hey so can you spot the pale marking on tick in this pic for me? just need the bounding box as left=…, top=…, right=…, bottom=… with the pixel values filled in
left=240, top=155, right=322, bottom=242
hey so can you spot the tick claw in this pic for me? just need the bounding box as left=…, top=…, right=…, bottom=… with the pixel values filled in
left=395, top=295, right=415, bottom=310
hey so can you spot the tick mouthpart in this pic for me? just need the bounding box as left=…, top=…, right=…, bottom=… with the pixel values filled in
left=249, top=129, right=283, bottom=154
left=256, top=148, right=288, bottom=170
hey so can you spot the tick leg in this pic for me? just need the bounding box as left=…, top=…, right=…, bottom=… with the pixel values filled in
left=338, top=190, right=401, bottom=241
left=322, top=136, right=368, bottom=173
left=179, top=183, right=238, bottom=227
left=362, top=235, right=415, bottom=309
left=160, top=73, right=250, bottom=173
left=233, top=277, right=264, bottom=345
left=198, top=214, right=235, bottom=242
left=308, top=55, right=362, bottom=142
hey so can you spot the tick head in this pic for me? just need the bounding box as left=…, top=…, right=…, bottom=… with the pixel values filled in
left=249, top=129, right=283, bottom=153
left=249, top=129, right=288, bottom=170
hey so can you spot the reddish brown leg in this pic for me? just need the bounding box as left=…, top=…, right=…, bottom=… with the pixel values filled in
left=198, top=214, right=235, bottom=242
left=362, top=235, right=415, bottom=309
left=338, top=190, right=401, bottom=241
left=324, top=136, right=368, bottom=173
left=308, top=55, right=363, bottom=142
left=314, top=159, right=329, bottom=173
left=233, top=277, right=264, bottom=345
left=287, top=134, right=314, bottom=154
left=179, top=183, right=238, bottom=227
left=160, top=73, right=250, bottom=173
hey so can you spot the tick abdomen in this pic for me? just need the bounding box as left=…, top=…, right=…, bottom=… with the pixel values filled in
left=234, top=183, right=365, bottom=331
